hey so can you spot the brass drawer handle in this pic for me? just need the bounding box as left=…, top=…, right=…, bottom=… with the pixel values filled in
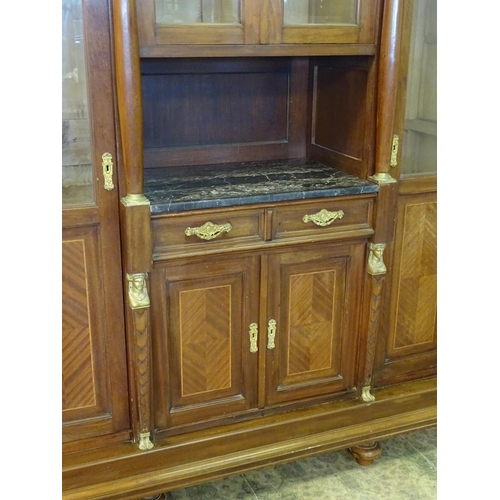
left=249, top=323, right=258, bottom=353
left=267, top=319, right=276, bottom=350
left=302, top=209, right=344, bottom=227
left=185, top=221, right=232, bottom=241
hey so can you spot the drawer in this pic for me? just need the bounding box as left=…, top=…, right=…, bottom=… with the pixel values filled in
left=152, top=207, right=264, bottom=256
left=271, top=198, right=374, bottom=241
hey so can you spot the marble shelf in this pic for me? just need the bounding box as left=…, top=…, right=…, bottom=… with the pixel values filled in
left=144, top=158, right=379, bottom=214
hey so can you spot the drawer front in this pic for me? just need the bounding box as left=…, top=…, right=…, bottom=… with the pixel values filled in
left=152, top=208, right=264, bottom=255
left=272, top=198, right=373, bottom=241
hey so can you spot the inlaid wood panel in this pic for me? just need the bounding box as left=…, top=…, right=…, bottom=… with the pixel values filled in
left=373, top=191, right=437, bottom=386
left=178, top=285, right=232, bottom=397
left=266, top=243, right=364, bottom=406
left=388, top=194, right=436, bottom=358
left=287, top=270, right=337, bottom=377
left=62, top=238, right=96, bottom=411
left=62, top=226, right=113, bottom=437
left=151, top=256, right=259, bottom=433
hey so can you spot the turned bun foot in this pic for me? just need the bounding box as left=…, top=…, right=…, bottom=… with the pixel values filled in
left=348, top=441, right=382, bottom=466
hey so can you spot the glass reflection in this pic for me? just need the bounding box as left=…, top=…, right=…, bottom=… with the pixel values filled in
left=62, top=0, right=94, bottom=205
left=284, top=0, right=358, bottom=25
left=401, top=0, right=437, bottom=175
left=156, top=0, right=241, bottom=24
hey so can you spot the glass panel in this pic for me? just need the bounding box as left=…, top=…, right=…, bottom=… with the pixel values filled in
left=62, top=0, right=94, bottom=205
left=401, top=0, right=437, bottom=176
left=284, top=0, right=358, bottom=25
left=156, top=0, right=241, bottom=24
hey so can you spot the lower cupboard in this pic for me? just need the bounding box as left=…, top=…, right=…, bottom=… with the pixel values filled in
left=150, top=240, right=366, bottom=438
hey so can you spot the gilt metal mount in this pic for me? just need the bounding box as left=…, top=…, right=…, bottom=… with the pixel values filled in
left=302, top=209, right=344, bottom=227
left=138, top=432, right=154, bottom=451
left=367, top=243, right=387, bottom=276
left=249, top=323, right=258, bottom=353
left=102, top=153, right=114, bottom=191
left=126, top=273, right=150, bottom=310
left=185, top=221, right=232, bottom=241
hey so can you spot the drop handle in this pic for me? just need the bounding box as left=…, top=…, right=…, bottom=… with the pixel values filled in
left=302, top=209, right=344, bottom=227
left=185, top=221, right=232, bottom=241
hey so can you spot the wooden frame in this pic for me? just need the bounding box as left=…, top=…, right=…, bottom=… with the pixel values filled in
left=268, top=0, right=380, bottom=44
left=137, top=0, right=261, bottom=46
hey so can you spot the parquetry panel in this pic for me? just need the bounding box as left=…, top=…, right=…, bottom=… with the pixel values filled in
left=179, top=285, right=232, bottom=397
left=62, top=239, right=96, bottom=411
left=393, top=201, right=437, bottom=350
left=288, top=270, right=335, bottom=376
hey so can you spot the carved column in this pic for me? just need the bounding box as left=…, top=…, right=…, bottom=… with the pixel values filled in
left=349, top=246, right=385, bottom=459
left=369, top=0, right=403, bottom=186
left=126, top=273, right=154, bottom=451
left=352, top=0, right=405, bottom=466
left=360, top=243, right=387, bottom=402
left=113, top=0, right=144, bottom=195
left=113, top=0, right=154, bottom=450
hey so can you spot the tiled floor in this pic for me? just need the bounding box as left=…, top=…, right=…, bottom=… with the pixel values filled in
left=159, top=427, right=437, bottom=499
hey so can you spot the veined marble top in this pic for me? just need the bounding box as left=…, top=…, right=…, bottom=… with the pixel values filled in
left=144, top=158, right=378, bottom=214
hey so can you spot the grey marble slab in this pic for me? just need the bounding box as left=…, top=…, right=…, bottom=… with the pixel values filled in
left=144, top=159, right=378, bottom=214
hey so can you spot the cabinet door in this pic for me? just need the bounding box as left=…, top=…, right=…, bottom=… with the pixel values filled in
left=137, top=0, right=260, bottom=47
left=374, top=190, right=437, bottom=385
left=62, top=0, right=129, bottom=445
left=268, top=0, right=379, bottom=44
left=372, top=0, right=437, bottom=386
left=265, top=243, right=364, bottom=407
left=151, top=256, right=260, bottom=433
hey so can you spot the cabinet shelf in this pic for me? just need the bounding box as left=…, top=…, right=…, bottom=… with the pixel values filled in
left=144, top=158, right=378, bottom=214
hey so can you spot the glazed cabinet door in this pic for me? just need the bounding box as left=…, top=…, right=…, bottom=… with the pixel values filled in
left=400, top=0, right=437, bottom=177
left=137, top=0, right=261, bottom=47
left=373, top=0, right=437, bottom=386
left=137, top=0, right=380, bottom=50
left=151, top=255, right=260, bottom=434
left=62, top=0, right=129, bottom=446
left=267, top=0, right=379, bottom=44
left=265, top=243, right=365, bottom=407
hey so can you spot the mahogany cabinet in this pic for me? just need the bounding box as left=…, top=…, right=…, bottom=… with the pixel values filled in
left=62, top=1, right=437, bottom=499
